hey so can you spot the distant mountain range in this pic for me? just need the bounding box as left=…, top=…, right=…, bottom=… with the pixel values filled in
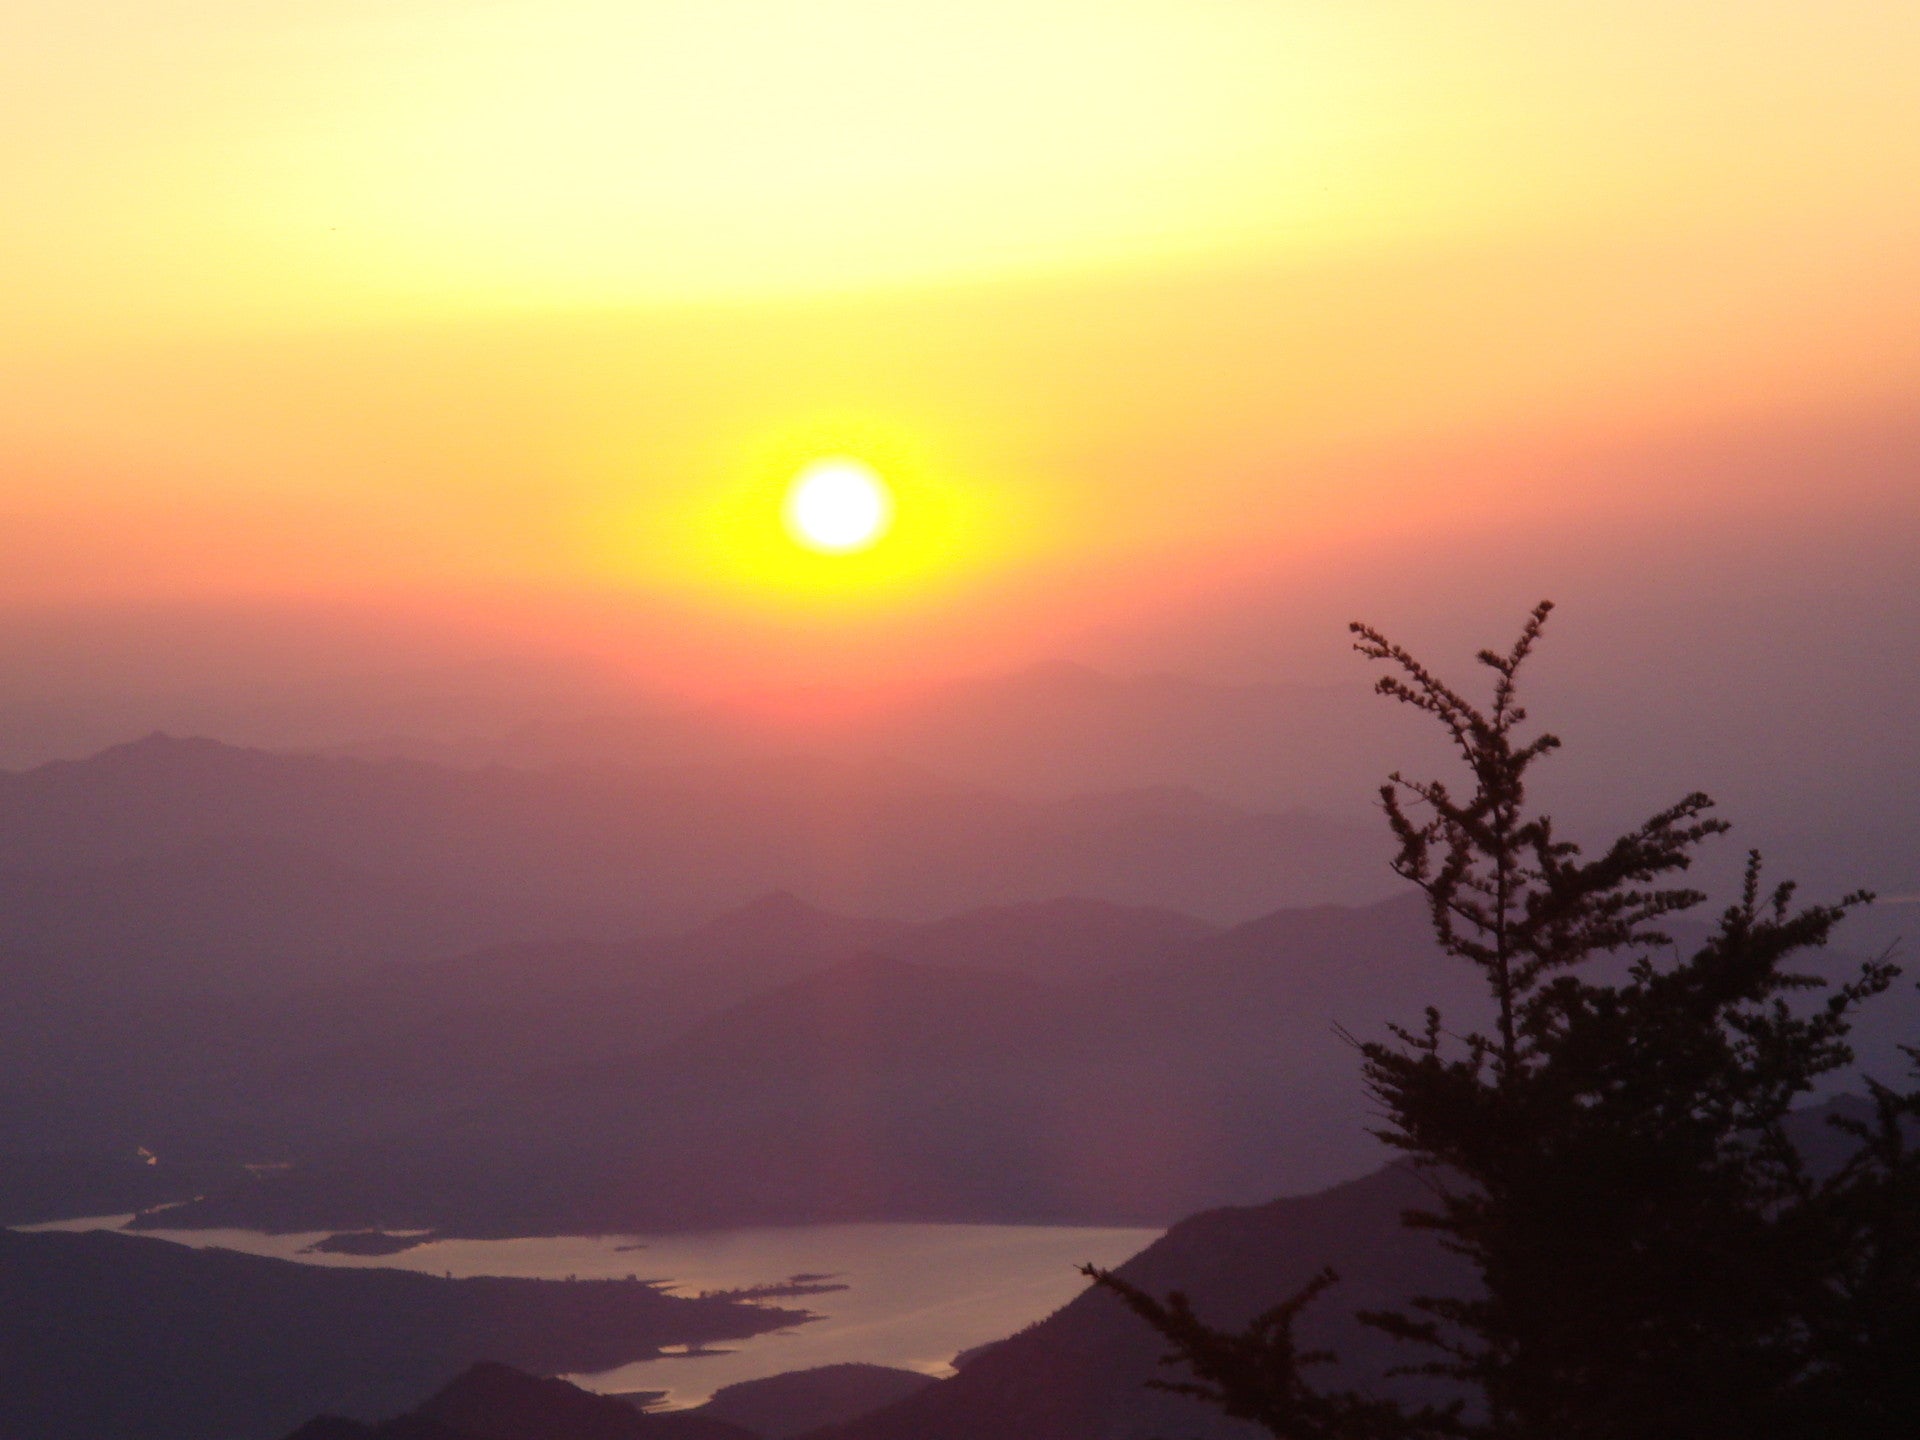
left=5, top=765, right=1901, bottom=1236
left=0, top=862, right=1245, bottom=1212
left=133, top=893, right=1488, bottom=1234
left=324, top=656, right=1920, bottom=926
left=337, top=664, right=1422, bottom=820
left=0, top=733, right=1388, bottom=937
left=6, top=650, right=1911, bottom=931
left=0, top=732, right=1394, bottom=1220
left=4, top=729, right=1904, bottom=1234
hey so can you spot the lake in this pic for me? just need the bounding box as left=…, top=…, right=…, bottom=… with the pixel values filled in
left=26, top=1216, right=1160, bottom=1406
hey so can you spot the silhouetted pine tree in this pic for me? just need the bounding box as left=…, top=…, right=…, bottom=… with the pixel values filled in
left=1796, top=1048, right=1920, bottom=1438
left=1090, top=601, right=1904, bottom=1440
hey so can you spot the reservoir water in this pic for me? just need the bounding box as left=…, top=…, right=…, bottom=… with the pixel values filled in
left=26, top=1216, right=1160, bottom=1406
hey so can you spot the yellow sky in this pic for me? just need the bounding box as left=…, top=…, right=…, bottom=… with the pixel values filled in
left=3, top=0, right=1918, bottom=691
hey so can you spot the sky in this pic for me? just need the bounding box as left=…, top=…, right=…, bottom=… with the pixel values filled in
left=2, top=0, right=1918, bottom=716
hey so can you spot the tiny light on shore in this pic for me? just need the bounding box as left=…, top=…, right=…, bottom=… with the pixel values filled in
left=783, top=458, right=894, bottom=553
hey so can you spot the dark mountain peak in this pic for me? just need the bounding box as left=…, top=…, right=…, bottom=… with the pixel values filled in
left=121, top=728, right=200, bottom=749
left=8, top=732, right=335, bottom=801
left=75, top=730, right=243, bottom=768
left=415, top=1363, right=759, bottom=1440
left=119, top=729, right=213, bottom=751
left=416, top=1362, right=653, bottom=1440
left=276, top=1364, right=760, bottom=1440
left=1133, top=891, right=1444, bottom=1021
left=34, top=731, right=471, bottom=791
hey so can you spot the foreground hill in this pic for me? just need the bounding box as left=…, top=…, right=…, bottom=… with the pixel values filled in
left=281, top=1363, right=759, bottom=1439
left=260, top=1166, right=1466, bottom=1440
left=0, top=1228, right=813, bottom=1440
left=279, top=1361, right=932, bottom=1440
left=282, top=1362, right=939, bottom=1440
left=803, top=1096, right=1899, bottom=1440
left=807, top=1161, right=1464, bottom=1440
left=693, top=1366, right=938, bottom=1439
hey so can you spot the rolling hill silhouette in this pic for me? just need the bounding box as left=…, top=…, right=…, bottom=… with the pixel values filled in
left=137, top=878, right=1903, bottom=1239
left=140, top=895, right=1467, bottom=1235
left=0, top=734, right=1385, bottom=931
left=0, top=734, right=1377, bottom=1221
left=0, top=881, right=1225, bottom=1218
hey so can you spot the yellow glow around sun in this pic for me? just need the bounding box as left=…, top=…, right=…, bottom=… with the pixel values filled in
left=587, top=411, right=1043, bottom=619
left=784, top=459, right=893, bottom=553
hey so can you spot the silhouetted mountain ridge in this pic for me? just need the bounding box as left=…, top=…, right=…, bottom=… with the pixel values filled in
left=0, top=733, right=1386, bottom=934
left=412, top=1363, right=756, bottom=1440
left=0, top=880, right=1222, bottom=1216
left=142, top=896, right=1454, bottom=1234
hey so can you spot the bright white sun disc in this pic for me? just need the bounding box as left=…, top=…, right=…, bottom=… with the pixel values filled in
left=784, top=458, right=893, bottom=553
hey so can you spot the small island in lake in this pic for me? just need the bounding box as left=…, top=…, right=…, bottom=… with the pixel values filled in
left=301, top=1230, right=434, bottom=1257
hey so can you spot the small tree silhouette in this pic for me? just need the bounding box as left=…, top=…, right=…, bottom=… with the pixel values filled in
left=1089, top=602, right=1904, bottom=1440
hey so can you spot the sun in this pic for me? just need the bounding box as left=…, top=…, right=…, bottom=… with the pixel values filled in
left=783, top=458, right=894, bottom=553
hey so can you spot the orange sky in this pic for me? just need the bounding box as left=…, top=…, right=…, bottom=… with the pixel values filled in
left=3, top=0, right=1918, bottom=699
